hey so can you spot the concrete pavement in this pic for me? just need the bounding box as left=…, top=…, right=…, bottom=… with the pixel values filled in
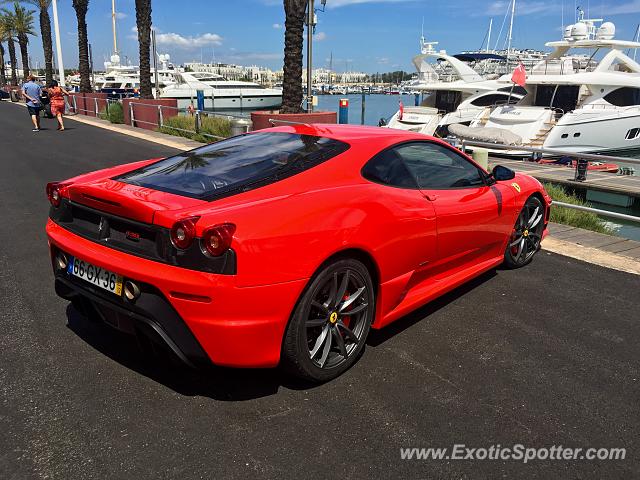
left=1, top=100, right=639, bottom=479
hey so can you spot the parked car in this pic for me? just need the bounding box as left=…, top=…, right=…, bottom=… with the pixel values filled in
left=46, top=125, right=551, bottom=382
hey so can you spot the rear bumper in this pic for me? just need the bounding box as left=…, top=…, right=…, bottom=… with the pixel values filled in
left=47, top=219, right=308, bottom=368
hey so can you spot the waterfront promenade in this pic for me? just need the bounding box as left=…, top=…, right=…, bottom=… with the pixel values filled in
left=1, top=100, right=639, bottom=478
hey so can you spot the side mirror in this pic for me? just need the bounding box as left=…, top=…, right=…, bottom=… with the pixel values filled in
left=492, top=165, right=516, bottom=181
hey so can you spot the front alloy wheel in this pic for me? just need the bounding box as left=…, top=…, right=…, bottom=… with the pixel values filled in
left=504, top=196, right=545, bottom=268
left=282, top=259, right=374, bottom=382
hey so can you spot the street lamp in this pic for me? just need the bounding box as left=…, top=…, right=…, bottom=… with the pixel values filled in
left=306, top=0, right=327, bottom=113
left=52, top=0, right=65, bottom=86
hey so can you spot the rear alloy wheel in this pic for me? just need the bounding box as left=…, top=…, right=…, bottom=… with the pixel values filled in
left=504, top=196, right=545, bottom=268
left=282, top=259, right=374, bottom=382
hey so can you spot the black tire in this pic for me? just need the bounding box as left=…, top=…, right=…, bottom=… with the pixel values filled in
left=503, top=196, right=545, bottom=269
left=282, top=258, right=375, bottom=382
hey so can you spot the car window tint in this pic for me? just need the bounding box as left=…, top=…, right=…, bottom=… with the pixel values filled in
left=115, top=132, right=349, bottom=200
left=361, top=148, right=419, bottom=189
left=395, top=143, right=485, bottom=189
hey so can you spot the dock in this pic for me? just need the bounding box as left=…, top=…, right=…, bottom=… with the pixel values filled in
left=490, top=156, right=640, bottom=205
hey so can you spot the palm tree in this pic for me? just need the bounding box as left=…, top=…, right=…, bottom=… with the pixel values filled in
left=281, top=0, right=307, bottom=114
left=71, top=0, right=91, bottom=92
left=9, top=2, right=35, bottom=80
left=0, top=42, right=5, bottom=85
left=0, top=11, right=17, bottom=84
left=0, top=22, right=7, bottom=85
left=23, top=0, right=53, bottom=85
left=134, top=0, right=152, bottom=99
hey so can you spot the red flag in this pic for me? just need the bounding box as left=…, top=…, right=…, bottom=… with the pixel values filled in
left=511, top=62, right=527, bottom=87
left=398, top=100, right=404, bottom=120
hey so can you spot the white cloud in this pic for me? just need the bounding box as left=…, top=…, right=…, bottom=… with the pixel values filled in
left=314, top=31, right=327, bottom=41
left=115, top=12, right=127, bottom=20
left=326, top=0, right=417, bottom=7
left=607, top=0, right=640, bottom=14
left=156, top=32, right=223, bottom=49
left=272, top=23, right=283, bottom=29
left=485, top=1, right=557, bottom=16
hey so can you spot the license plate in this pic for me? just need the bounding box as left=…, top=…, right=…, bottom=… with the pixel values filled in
left=67, top=256, right=123, bottom=296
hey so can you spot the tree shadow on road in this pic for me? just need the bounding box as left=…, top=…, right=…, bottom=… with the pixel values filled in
left=65, top=304, right=317, bottom=401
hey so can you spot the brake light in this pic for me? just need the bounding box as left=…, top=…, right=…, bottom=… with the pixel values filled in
left=46, top=182, right=69, bottom=207
left=201, top=223, right=236, bottom=257
left=170, top=216, right=200, bottom=250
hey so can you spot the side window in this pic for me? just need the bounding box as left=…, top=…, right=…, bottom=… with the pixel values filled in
left=395, top=142, right=486, bottom=189
left=361, top=148, right=419, bottom=189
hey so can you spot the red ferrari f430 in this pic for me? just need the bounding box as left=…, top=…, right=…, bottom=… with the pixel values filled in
left=46, top=125, right=551, bottom=382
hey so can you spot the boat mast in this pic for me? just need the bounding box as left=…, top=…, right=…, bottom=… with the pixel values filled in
left=487, top=18, right=493, bottom=52
left=111, top=0, right=118, bottom=55
left=507, top=0, right=515, bottom=67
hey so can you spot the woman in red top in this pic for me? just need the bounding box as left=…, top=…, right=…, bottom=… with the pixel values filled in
left=48, top=80, right=70, bottom=131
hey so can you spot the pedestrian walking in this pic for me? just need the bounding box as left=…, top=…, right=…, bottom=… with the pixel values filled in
left=21, top=75, right=43, bottom=132
left=47, top=80, right=70, bottom=131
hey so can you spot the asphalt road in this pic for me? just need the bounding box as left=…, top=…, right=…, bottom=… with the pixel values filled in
left=1, top=100, right=639, bottom=479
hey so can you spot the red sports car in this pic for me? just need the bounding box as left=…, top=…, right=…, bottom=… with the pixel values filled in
left=46, top=124, right=551, bottom=382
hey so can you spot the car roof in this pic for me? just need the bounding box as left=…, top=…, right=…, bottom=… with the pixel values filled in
left=257, top=124, right=435, bottom=144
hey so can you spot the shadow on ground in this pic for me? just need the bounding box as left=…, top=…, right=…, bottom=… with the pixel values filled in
left=66, top=269, right=498, bottom=401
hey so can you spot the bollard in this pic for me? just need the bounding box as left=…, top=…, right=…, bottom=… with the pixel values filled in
left=339, top=98, right=349, bottom=124
left=361, top=92, right=366, bottom=125
left=129, top=102, right=135, bottom=126
left=105, top=100, right=109, bottom=117
left=575, top=158, right=588, bottom=182
left=94, top=97, right=99, bottom=116
left=472, top=147, right=489, bottom=170
left=72, top=95, right=77, bottom=113
left=196, top=90, right=205, bottom=111
left=414, top=93, right=420, bottom=106
left=230, top=118, right=253, bottom=136
left=195, top=110, right=201, bottom=134
left=158, top=105, right=163, bottom=128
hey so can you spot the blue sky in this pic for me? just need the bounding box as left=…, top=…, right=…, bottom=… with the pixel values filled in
left=24, top=0, right=640, bottom=72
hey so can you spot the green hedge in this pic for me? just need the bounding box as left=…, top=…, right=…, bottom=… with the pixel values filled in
left=544, top=183, right=615, bottom=235
left=158, top=114, right=231, bottom=143
left=98, top=102, right=124, bottom=124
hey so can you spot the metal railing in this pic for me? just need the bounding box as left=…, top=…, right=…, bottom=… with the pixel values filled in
left=459, top=140, right=640, bottom=224
left=460, top=140, right=640, bottom=167
left=552, top=201, right=640, bottom=224
left=73, top=98, right=246, bottom=141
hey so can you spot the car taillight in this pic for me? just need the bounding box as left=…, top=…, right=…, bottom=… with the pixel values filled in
left=170, top=216, right=200, bottom=250
left=46, top=182, right=68, bottom=207
left=201, top=223, right=236, bottom=257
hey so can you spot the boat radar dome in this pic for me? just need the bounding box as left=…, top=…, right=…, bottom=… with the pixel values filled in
left=563, top=24, right=574, bottom=40
left=110, top=54, right=121, bottom=64
left=571, top=22, right=589, bottom=40
left=596, top=22, right=615, bottom=40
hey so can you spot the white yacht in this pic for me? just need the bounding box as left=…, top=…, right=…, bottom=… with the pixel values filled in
left=383, top=38, right=525, bottom=136
left=94, top=54, right=177, bottom=96
left=159, top=71, right=282, bottom=110
left=459, top=14, right=640, bottom=155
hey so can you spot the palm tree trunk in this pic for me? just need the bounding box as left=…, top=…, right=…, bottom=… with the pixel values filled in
left=17, top=33, right=29, bottom=80
left=281, top=0, right=307, bottom=114
left=39, top=7, right=53, bottom=85
left=7, top=37, right=17, bottom=85
left=0, top=43, right=6, bottom=85
left=135, top=0, right=153, bottom=99
left=72, top=0, right=91, bottom=93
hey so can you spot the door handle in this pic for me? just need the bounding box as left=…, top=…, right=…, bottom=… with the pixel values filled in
left=423, top=193, right=438, bottom=201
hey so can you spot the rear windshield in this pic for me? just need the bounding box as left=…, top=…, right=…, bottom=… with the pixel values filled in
left=116, top=132, right=350, bottom=200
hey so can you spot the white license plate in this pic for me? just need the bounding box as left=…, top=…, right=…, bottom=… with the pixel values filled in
left=67, top=256, right=123, bottom=296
